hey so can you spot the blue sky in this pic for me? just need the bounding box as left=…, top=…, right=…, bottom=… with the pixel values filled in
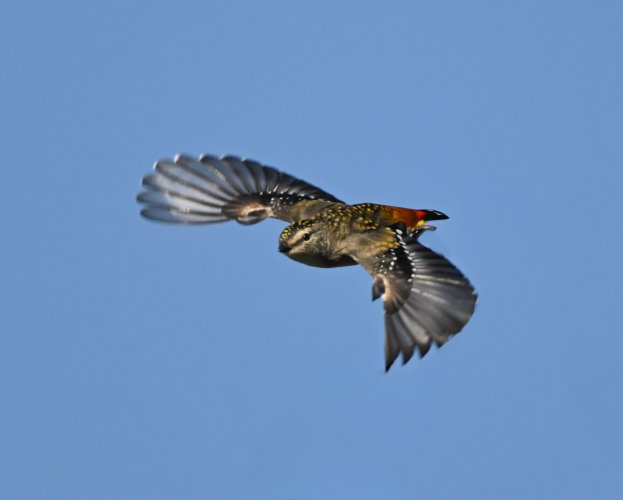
left=2, top=1, right=622, bottom=499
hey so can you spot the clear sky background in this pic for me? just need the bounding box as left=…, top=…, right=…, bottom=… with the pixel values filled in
left=2, top=1, right=622, bottom=499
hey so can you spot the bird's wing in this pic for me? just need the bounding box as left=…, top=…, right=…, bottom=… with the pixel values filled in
left=137, top=154, right=343, bottom=225
left=347, top=226, right=477, bottom=371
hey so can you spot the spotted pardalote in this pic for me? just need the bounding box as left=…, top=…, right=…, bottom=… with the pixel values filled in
left=137, top=154, right=477, bottom=371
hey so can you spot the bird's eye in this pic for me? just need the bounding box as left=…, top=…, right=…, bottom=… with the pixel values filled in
left=302, top=233, right=311, bottom=241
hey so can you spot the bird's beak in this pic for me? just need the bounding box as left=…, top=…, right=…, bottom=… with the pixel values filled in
left=278, top=241, right=290, bottom=254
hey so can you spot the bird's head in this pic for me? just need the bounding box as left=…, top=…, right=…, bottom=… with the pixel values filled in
left=278, top=219, right=330, bottom=266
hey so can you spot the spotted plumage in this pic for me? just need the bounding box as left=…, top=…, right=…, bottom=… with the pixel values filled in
left=138, top=154, right=477, bottom=371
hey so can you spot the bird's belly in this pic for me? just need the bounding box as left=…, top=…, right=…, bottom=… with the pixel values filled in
left=288, top=253, right=357, bottom=268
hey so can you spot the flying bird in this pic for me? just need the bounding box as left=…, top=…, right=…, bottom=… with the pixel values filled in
left=137, top=154, right=477, bottom=370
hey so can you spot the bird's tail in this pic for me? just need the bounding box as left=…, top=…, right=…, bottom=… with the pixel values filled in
left=380, top=205, right=449, bottom=234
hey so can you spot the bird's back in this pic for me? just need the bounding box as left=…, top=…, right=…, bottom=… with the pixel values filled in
left=314, top=203, right=448, bottom=235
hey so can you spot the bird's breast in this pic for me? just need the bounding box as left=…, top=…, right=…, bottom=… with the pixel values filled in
left=286, top=252, right=357, bottom=268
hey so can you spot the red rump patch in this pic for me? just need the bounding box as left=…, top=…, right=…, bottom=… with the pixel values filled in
left=382, top=206, right=448, bottom=231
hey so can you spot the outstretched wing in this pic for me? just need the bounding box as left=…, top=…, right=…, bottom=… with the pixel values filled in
left=349, top=226, right=477, bottom=371
left=137, top=154, right=343, bottom=225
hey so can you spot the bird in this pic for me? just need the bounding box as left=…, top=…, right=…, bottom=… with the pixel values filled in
left=137, top=154, right=477, bottom=371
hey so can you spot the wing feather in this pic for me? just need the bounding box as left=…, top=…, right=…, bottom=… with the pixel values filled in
left=138, top=154, right=343, bottom=225
left=351, top=227, right=477, bottom=370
